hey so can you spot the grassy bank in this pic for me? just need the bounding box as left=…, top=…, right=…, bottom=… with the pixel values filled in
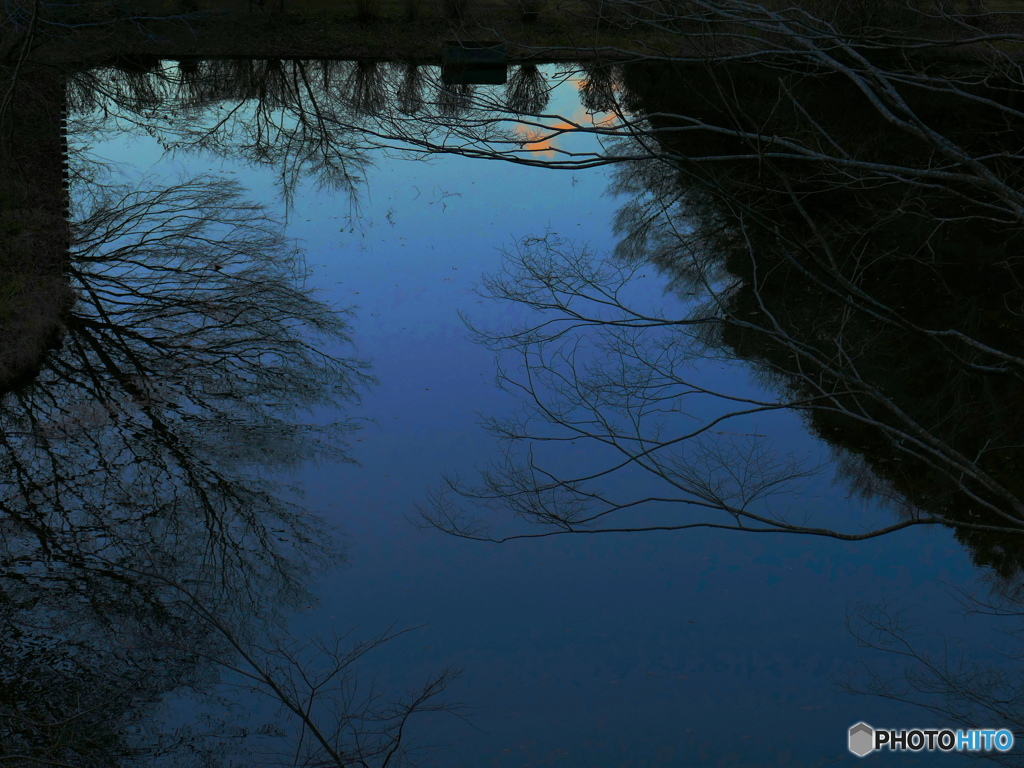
left=19, top=0, right=1024, bottom=69
left=27, top=0, right=658, bottom=63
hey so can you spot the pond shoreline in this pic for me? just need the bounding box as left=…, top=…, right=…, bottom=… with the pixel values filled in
left=25, top=11, right=1024, bottom=68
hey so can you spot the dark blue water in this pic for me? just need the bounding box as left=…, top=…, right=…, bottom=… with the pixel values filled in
left=74, top=62, right=1005, bottom=767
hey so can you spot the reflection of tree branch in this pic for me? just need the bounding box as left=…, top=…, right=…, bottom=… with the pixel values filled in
left=843, top=598, right=1024, bottom=765
left=0, top=174, right=385, bottom=765
left=158, top=576, right=461, bottom=768
left=420, top=226, right=1024, bottom=543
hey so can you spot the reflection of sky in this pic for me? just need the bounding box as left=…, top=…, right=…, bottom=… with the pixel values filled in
left=77, top=64, right=992, bottom=767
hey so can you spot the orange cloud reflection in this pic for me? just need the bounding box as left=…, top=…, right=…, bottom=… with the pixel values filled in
left=513, top=119, right=578, bottom=158
left=512, top=103, right=617, bottom=158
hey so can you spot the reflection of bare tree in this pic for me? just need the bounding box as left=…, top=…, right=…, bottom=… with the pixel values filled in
left=421, top=230, right=846, bottom=542
left=0, top=174, right=359, bottom=763
left=396, top=61, right=425, bottom=115
left=436, top=81, right=476, bottom=118
left=345, top=59, right=389, bottom=115
left=577, top=62, right=620, bottom=115
left=504, top=64, right=550, bottom=114
left=0, top=175, right=459, bottom=767
left=178, top=599, right=460, bottom=768
left=843, top=593, right=1024, bottom=765
left=0, top=577, right=223, bottom=767
left=8, top=176, right=369, bottom=600
left=69, top=60, right=374, bottom=201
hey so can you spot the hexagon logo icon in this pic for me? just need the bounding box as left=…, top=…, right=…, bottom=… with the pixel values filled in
left=849, top=722, right=875, bottom=757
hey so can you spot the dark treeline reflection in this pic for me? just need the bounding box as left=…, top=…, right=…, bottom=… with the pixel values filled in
left=0, top=173, right=456, bottom=766
left=66, top=58, right=560, bottom=201
left=616, top=61, right=1024, bottom=574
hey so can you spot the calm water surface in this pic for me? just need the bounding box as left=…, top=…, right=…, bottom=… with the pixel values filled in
left=64, top=60, right=1008, bottom=767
